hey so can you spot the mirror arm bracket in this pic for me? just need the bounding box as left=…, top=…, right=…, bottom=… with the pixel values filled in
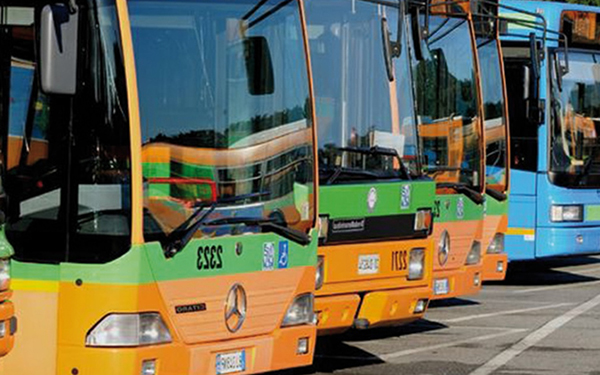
left=67, top=0, right=78, bottom=14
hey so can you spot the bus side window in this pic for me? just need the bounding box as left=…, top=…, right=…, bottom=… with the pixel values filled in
left=505, top=59, right=538, bottom=172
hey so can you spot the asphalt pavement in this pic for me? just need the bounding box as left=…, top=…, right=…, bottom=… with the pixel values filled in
left=300, top=255, right=600, bottom=375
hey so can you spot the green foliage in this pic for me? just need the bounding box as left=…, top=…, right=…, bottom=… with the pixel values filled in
left=565, top=0, right=600, bottom=6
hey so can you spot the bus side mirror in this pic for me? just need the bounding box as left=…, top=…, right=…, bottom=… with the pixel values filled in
left=382, top=17, right=396, bottom=81
left=40, top=4, right=79, bottom=95
left=526, top=34, right=544, bottom=125
left=524, top=64, right=544, bottom=125
left=523, top=66, right=531, bottom=100
left=244, top=36, right=274, bottom=96
left=410, top=7, right=425, bottom=61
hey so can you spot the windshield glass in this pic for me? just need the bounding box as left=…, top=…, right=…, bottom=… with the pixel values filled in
left=413, top=16, right=482, bottom=190
left=2, top=1, right=131, bottom=264
left=306, top=0, right=421, bottom=182
left=551, top=50, right=600, bottom=187
left=128, top=0, right=315, bottom=241
left=478, top=38, right=507, bottom=192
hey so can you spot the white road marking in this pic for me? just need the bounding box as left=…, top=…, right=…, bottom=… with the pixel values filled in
left=472, top=298, right=573, bottom=305
left=380, top=328, right=527, bottom=362
left=469, top=291, right=600, bottom=375
left=513, top=279, right=600, bottom=294
left=573, top=266, right=600, bottom=275
left=439, top=303, right=574, bottom=323
left=314, top=328, right=527, bottom=363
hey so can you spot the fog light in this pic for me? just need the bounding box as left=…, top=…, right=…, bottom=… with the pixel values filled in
left=414, top=299, right=428, bottom=314
left=474, top=273, right=481, bottom=287
left=297, top=337, right=309, bottom=355
left=496, top=261, right=504, bottom=273
left=141, top=360, right=156, bottom=375
left=0, top=320, right=5, bottom=338
left=354, top=318, right=370, bottom=330
left=576, top=235, right=584, bottom=244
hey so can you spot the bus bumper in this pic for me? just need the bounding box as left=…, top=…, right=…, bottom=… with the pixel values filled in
left=430, top=265, right=482, bottom=300
left=57, top=325, right=316, bottom=375
left=316, top=285, right=431, bottom=334
left=482, top=253, right=508, bottom=281
left=0, top=300, right=16, bottom=357
left=536, top=226, right=600, bottom=258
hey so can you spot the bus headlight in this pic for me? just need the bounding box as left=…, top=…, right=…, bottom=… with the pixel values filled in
left=414, top=209, right=433, bottom=232
left=0, top=258, right=10, bottom=292
left=282, top=293, right=314, bottom=327
left=316, top=256, right=324, bottom=290
left=551, top=205, right=583, bottom=222
left=438, top=230, right=450, bottom=266
left=318, top=216, right=329, bottom=242
left=407, top=248, right=425, bottom=280
left=85, top=313, right=172, bottom=347
left=465, top=241, right=482, bottom=265
left=487, top=233, right=505, bottom=254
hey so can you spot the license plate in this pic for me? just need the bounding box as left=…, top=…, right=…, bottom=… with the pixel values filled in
left=216, top=350, right=246, bottom=375
left=358, top=254, right=380, bottom=275
left=434, top=278, right=449, bottom=295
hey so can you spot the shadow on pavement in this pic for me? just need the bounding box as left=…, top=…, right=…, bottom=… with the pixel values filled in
left=279, top=320, right=448, bottom=374
left=428, top=298, right=480, bottom=309
left=340, top=318, right=448, bottom=342
left=485, top=256, right=600, bottom=287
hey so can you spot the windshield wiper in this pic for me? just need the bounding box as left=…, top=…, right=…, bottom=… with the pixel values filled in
left=437, top=182, right=484, bottom=205
left=485, top=187, right=507, bottom=202
left=427, top=166, right=474, bottom=174
left=203, top=216, right=311, bottom=246
left=323, top=167, right=381, bottom=185
left=162, top=191, right=271, bottom=258
left=327, top=145, right=411, bottom=182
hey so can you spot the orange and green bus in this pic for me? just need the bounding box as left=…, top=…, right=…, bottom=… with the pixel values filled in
left=0, top=0, right=319, bottom=374
left=471, top=0, right=510, bottom=281
left=0, top=219, right=15, bottom=357
left=411, top=0, right=486, bottom=300
left=305, top=0, right=435, bottom=333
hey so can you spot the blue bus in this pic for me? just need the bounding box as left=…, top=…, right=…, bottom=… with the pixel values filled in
left=501, top=0, right=600, bottom=260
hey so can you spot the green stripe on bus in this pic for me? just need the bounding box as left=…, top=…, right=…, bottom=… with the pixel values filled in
left=319, top=180, right=436, bottom=218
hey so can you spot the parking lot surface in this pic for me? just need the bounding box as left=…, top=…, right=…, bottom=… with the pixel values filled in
left=305, top=256, right=600, bottom=375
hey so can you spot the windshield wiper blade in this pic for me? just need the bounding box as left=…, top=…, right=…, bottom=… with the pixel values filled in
left=203, top=216, right=311, bottom=246
left=437, top=182, right=485, bottom=205
left=324, top=167, right=381, bottom=185
left=162, top=190, right=271, bottom=257
left=485, top=187, right=508, bottom=202
left=427, top=166, right=474, bottom=174
left=335, top=145, right=412, bottom=180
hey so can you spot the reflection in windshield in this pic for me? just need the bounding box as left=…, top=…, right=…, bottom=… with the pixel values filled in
left=305, top=0, right=421, bottom=182
left=477, top=38, right=507, bottom=192
left=129, top=0, right=315, bottom=241
left=551, top=51, right=600, bottom=187
left=413, top=16, right=482, bottom=190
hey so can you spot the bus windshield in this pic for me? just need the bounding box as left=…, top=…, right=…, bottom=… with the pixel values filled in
left=413, top=16, right=482, bottom=191
left=551, top=50, right=600, bottom=188
left=477, top=37, right=507, bottom=193
left=306, top=0, right=421, bottom=183
left=128, top=0, right=315, bottom=242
